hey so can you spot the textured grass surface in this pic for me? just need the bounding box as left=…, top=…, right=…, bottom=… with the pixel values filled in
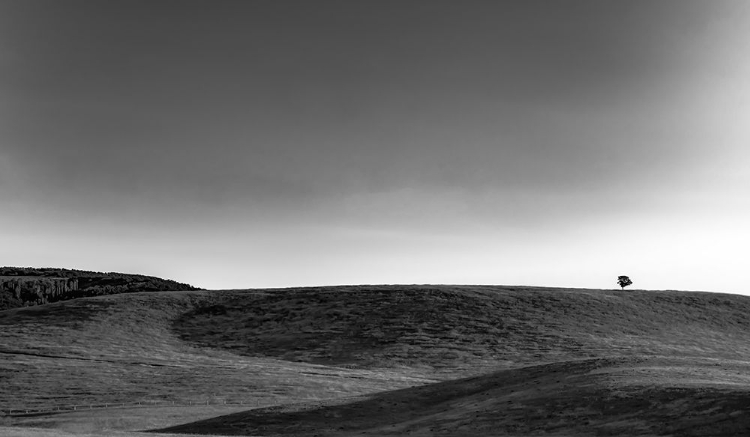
left=174, top=286, right=750, bottom=372
left=3, top=285, right=750, bottom=436
left=0, top=426, right=234, bottom=437
left=158, top=356, right=750, bottom=436
left=1, top=405, right=251, bottom=436
left=0, top=290, right=431, bottom=419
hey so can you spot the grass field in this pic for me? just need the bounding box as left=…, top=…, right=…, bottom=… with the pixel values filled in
left=2, top=285, right=750, bottom=436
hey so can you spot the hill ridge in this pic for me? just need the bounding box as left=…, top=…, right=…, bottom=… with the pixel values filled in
left=0, top=266, right=201, bottom=309
left=3, top=284, right=750, bottom=435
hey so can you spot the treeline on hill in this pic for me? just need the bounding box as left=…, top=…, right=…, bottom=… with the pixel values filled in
left=0, top=267, right=202, bottom=310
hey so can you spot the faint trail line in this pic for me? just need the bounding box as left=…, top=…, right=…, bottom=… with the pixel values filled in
left=0, top=395, right=365, bottom=417
left=0, top=347, right=174, bottom=367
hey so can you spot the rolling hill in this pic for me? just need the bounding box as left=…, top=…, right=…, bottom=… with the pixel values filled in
left=2, top=285, right=750, bottom=436
left=0, top=267, right=201, bottom=310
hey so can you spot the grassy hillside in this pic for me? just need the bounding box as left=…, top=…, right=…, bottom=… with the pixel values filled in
left=174, top=285, right=750, bottom=374
left=160, top=356, right=750, bottom=436
left=2, top=285, right=750, bottom=436
left=0, top=267, right=201, bottom=310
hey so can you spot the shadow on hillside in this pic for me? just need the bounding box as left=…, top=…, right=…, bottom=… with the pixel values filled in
left=152, top=357, right=750, bottom=436
left=171, top=286, right=750, bottom=377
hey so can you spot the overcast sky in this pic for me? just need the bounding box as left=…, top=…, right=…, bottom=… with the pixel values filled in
left=2, top=0, right=749, bottom=293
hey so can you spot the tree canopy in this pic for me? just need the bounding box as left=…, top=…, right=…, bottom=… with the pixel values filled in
left=617, top=276, right=633, bottom=290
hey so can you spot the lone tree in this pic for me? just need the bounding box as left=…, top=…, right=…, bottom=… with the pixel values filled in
left=617, top=275, right=633, bottom=290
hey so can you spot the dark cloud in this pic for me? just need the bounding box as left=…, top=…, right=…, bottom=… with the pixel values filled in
left=3, top=0, right=722, bottom=210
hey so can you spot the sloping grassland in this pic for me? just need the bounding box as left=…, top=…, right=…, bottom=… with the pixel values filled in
left=172, top=286, right=750, bottom=374
left=2, top=285, right=750, bottom=436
